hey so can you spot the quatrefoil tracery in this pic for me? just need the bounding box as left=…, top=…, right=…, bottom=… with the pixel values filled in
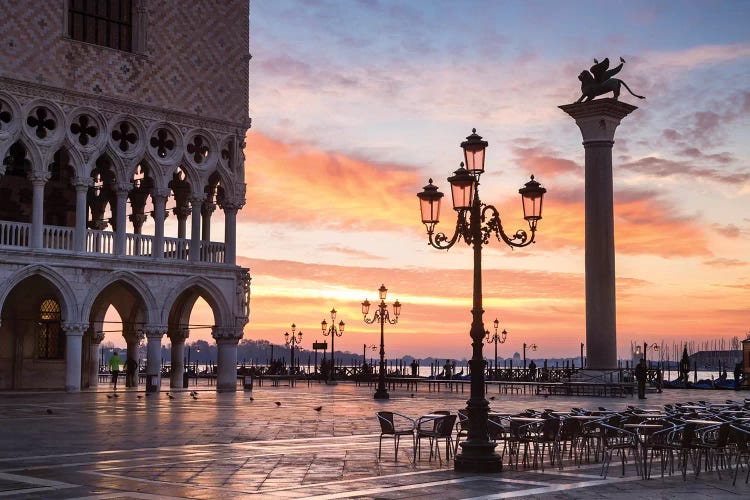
left=70, top=114, right=98, bottom=146
left=186, top=135, right=209, bottom=164
left=112, top=122, right=137, bottom=152
left=26, top=107, right=56, bottom=139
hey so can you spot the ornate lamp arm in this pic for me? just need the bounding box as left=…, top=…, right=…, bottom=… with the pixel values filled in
left=481, top=204, right=536, bottom=248
left=428, top=210, right=469, bottom=250
left=363, top=310, right=381, bottom=325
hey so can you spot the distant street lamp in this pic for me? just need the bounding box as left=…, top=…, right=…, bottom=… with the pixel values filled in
left=485, top=318, right=508, bottom=373
left=362, top=284, right=401, bottom=400
left=644, top=342, right=659, bottom=364
left=363, top=343, right=376, bottom=368
left=284, top=324, right=303, bottom=376
left=321, top=308, right=344, bottom=383
left=417, top=128, right=546, bottom=473
left=523, top=342, right=538, bottom=369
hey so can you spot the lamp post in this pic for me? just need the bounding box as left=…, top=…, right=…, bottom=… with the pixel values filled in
left=321, top=308, right=344, bottom=383
left=362, top=284, right=401, bottom=400
left=523, top=342, right=537, bottom=369
left=644, top=342, right=659, bottom=364
left=417, top=128, right=547, bottom=473
left=284, top=324, right=303, bottom=377
left=485, top=318, right=508, bottom=374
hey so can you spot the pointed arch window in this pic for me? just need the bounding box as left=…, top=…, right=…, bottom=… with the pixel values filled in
left=37, top=298, right=64, bottom=359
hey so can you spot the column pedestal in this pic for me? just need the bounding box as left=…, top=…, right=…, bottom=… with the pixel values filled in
left=213, top=327, right=243, bottom=392
left=560, top=98, right=637, bottom=370
left=144, top=327, right=166, bottom=392
left=170, top=336, right=185, bottom=388
left=63, top=323, right=87, bottom=392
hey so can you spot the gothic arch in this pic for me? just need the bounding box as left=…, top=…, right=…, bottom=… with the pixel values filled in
left=161, top=276, right=230, bottom=328
left=80, top=270, right=158, bottom=326
left=0, top=264, right=79, bottom=322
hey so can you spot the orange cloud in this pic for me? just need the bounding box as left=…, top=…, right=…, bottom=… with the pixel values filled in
left=242, top=132, right=421, bottom=230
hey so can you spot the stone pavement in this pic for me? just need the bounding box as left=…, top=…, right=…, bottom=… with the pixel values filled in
left=0, top=382, right=748, bottom=499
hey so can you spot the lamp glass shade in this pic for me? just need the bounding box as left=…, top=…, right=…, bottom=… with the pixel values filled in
left=361, top=299, right=370, bottom=316
left=291, top=323, right=296, bottom=333
left=417, top=179, right=444, bottom=226
left=330, top=308, right=337, bottom=321
left=460, top=129, right=488, bottom=175
left=493, top=318, right=499, bottom=331
left=338, top=321, right=345, bottom=333
left=378, top=284, right=387, bottom=301
left=519, top=175, right=546, bottom=228
left=447, top=165, right=476, bottom=210
left=393, top=300, right=401, bottom=317
left=284, top=332, right=289, bottom=342
left=321, top=319, right=327, bottom=332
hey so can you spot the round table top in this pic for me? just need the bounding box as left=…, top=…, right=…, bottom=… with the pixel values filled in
left=511, top=417, right=545, bottom=423
left=684, top=419, right=722, bottom=425
left=624, top=423, right=662, bottom=428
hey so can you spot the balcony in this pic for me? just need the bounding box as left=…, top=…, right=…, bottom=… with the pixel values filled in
left=0, top=220, right=225, bottom=263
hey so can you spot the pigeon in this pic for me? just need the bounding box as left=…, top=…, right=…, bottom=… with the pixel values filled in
left=46, top=408, right=53, bottom=414
left=274, top=401, right=281, bottom=406
left=167, top=393, right=175, bottom=400
left=248, top=397, right=254, bottom=402
left=489, top=396, right=496, bottom=400
left=113, top=393, right=119, bottom=398
left=106, top=394, right=113, bottom=399
left=314, top=406, right=322, bottom=412
left=137, top=395, right=143, bottom=399
left=191, top=394, right=198, bottom=400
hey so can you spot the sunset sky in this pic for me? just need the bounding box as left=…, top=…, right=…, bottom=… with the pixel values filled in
left=185, top=0, right=750, bottom=361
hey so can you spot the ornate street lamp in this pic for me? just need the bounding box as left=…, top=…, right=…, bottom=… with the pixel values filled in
left=321, top=308, right=344, bottom=383
left=416, top=128, right=547, bottom=473
left=362, top=284, right=401, bottom=400
left=284, top=323, right=303, bottom=377
left=363, top=343, right=376, bottom=372
left=485, top=318, right=508, bottom=374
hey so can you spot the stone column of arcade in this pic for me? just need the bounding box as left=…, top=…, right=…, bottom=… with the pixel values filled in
left=123, top=328, right=143, bottom=388
left=213, top=326, right=243, bottom=392
left=114, top=182, right=132, bottom=256
left=29, top=172, right=50, bottom=249
left=88, top=329, right=105, bottom=388
left=72, top=177, right=92, bottom=252
left=144, top=326, right=166, bottom=391
left=62, top=322, right=88, bottom=392
left=152, top=190, right=169, bottom=260
left=560, top=98, right=637, bottom=371
left=189, top=195, right=204, bottom=262
left=169, top=329, right=187, bottom=388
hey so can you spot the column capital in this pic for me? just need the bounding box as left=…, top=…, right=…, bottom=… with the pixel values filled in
left=115, top=181, right=133, bottom=194
left=29, top=171, right=51, bottom=185
left=72, top=176, right=93, bottom=190
left=219, top=199, right=245, bottom=213
left=559, top=98, right=637, bottom=143
left=129, top=213, right=149, bottom=226
left=62, top=322, right=89, bottom=337
left=190, top=194, right=207, bottom=206
left=212, top=326, right=243, bottom=343
left=201, top=202, right=217, bottom=217
left=152, top=188, right=171, bottom=202
left=173, top=205, right=192, bottom=219
left=143, top=325, right=167, bottom=339
left=168, top=327, right=190, bottom=342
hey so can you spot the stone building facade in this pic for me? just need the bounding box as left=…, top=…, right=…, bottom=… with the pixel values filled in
left=0, top=0, right=251, bottom=392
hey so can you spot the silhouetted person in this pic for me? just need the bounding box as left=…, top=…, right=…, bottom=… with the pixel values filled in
left=635, top=358, right=647, bottom=399
left=528, top=359, right=537, bottom=381
left=443, top=359, right=453, bottom=379
left=410, top=359, right=418, bottom=377
left=734, top=363, right=742, bottom=390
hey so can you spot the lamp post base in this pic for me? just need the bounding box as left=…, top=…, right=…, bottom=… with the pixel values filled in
left=454, top=441, right=503, bottom=473
left=373, top=389, right=390, bottom=400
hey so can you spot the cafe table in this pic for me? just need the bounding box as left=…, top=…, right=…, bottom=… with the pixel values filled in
left=624, top=423, right=663, bottom=479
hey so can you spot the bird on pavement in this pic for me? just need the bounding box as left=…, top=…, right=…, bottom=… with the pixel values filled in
left=314, top=406, right=322, bottom=412
left=248, top=396, right=254, bottom=402
left=167, top=392, right=175, bottom=400
left=137, top=395, right=143, bottom=399
left=113, top=393, right=119, bottom=398
left=274, top=401, right=281, bottom=406
left=46, top=408, right=53, bottom=414
left=106, top=394, right=113, bottom=399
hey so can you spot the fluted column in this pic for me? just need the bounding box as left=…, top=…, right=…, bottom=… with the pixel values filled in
left=212, top=326, right=243, bottom=392
left=144, top=326, right=166, bottom=391
left=72, top=177, right=92, bottom=252
left=29, top=172, right=50, bottom=249
left=114, top=182, right=132, bottom=256
left=189, top=195, right=204, bottom=262
left=169, top=329, right=188, bottom=388
left=560, top=98, right=637, bottom=370
left=88, top=329, right=105, bottom=388
left=152, top=189, right=168, bottom=259
left=62, top=322, right=88, bottom=392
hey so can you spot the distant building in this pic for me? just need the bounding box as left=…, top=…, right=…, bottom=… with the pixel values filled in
left=687, top=350, right=742, bottom=371
left=0, top=1, right=251, bottom=391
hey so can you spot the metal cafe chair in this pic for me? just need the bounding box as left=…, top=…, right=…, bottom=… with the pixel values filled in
left=376, top=411, right=416, bottom=462
left=416, top=412, right=455, bottom=463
